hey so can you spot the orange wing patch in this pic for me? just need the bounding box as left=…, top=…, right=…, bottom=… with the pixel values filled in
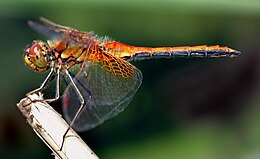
left=87, top=45, right=135, bottom=78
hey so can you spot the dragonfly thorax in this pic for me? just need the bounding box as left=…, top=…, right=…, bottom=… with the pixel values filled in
left=24, top=40, right=50, bottom=72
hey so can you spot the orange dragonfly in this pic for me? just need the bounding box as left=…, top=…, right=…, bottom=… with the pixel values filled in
left=24, top=17, right=241, bottom=131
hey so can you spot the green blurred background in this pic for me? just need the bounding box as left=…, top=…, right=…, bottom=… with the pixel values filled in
left=0, top=0, right=260, bottom=158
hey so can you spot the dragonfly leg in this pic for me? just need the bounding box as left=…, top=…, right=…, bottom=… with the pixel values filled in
left=26, top=67, right=55, bottom=96
left=25, top=68, right=61, bottom=107
left=60, top=69, right=92, bottom=150
left=42, top=68, right=60, bottom=103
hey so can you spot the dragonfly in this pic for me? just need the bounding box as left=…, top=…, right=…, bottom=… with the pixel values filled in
left=24, top=17, right=241, bottom=132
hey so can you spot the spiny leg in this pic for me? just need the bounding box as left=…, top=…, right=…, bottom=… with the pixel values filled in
left=60, top=69, right=92, bottom=151
left=26, top=67, right=55, bottom=96
left=25, top=68, right=61, bottom=107
left=43, top=68, right=60, bottom=103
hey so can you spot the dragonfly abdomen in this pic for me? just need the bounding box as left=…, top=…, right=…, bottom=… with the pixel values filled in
left=131, top=45, right=240, bottom=60
left=103, top=42, right=240, bottom=61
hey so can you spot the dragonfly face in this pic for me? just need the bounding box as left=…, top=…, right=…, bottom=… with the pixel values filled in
left=24, top=40, right=50, bottom=72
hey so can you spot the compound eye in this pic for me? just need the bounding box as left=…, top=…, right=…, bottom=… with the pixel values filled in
left=29, top=43, right=42, bottom=58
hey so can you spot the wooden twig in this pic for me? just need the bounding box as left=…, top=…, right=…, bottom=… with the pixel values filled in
left=17, top=93, right=99, bottom=159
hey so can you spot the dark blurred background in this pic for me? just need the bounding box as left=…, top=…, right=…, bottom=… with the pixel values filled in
left=0, top=0, right=260, bottom=159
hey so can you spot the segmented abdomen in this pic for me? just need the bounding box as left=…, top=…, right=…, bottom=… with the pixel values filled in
left=103, top=42, right=241, bottom=61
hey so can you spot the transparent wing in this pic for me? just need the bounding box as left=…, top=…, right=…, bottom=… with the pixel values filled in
left=28, top=17, right=95, bottom=44
left=28, top=17, right=74, bottom=39
left=62, top=46, right=143, bottom=131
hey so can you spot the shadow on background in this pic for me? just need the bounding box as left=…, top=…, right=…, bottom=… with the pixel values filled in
left=0, top=0, right=260, bottom=159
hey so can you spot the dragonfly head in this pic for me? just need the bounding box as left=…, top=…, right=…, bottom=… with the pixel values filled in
left=24, top=40, right=50, bottom=72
